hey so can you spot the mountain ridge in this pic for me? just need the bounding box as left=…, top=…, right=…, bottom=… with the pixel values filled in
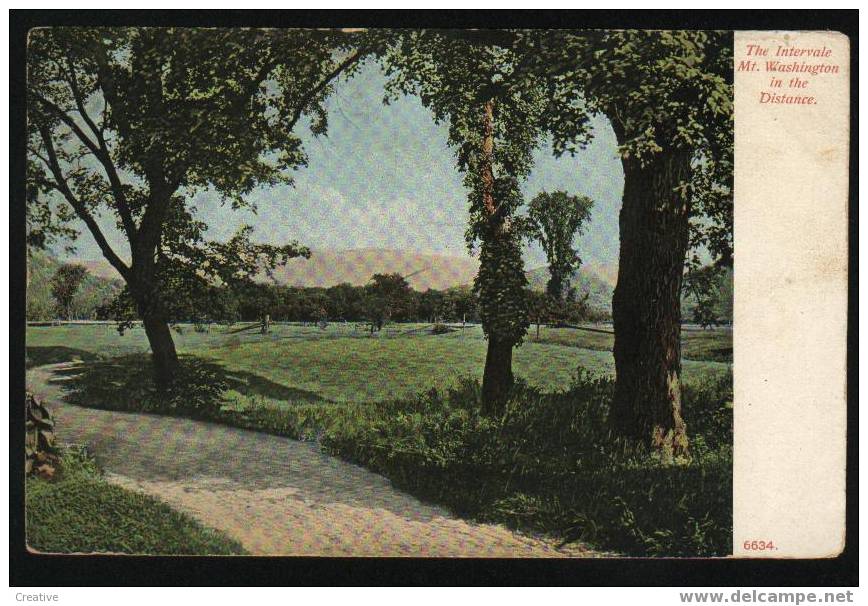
left=67, top=247, right=619, bottom=291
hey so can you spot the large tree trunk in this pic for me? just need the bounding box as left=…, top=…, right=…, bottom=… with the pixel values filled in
left=478, top=98, right=517, bottom=416
left=610, top=151, right=693, bottom=457
left=142, top=312, right=179, bottom=388
left=481, top=337, right=513, bottom=415
left=130, top=251, right=180, bottom=389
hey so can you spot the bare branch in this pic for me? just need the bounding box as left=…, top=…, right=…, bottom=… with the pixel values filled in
left=99, top=96, right=108, bottom=137
left=63, top=55, right=103, bottom=143
left=33, top=92, right=101, bottom=155
left=27, top=145, right=51, bottom=168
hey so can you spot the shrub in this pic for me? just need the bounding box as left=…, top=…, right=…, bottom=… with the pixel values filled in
left=152, top=362, right=228, bottom=419
left=64, top=355, right=228, bottom=420
left=431, top=323, right=452, bottom=335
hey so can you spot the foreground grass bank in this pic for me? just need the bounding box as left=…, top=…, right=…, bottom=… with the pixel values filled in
left=235, top=372, right=733, bottom=557
left=26, top=324, right=732, bottom=556
left=26, top=447, right=246, bottom=555
left=50, top=353, right=732, bottom=557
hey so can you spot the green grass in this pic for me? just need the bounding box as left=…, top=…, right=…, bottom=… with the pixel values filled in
left=27, top=323, right=731, bottom=404
left=527, top=324, right=732, bottom=363
left=25, top=447, right=246, bottom=555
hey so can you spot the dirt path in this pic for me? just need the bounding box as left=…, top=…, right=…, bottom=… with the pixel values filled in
left=27, top=363, right=598, bottom=557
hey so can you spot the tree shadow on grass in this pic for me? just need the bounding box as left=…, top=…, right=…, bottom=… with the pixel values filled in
left=49, top=353, right=329, bottom=414
left=25, top=346, right=101, bottom=370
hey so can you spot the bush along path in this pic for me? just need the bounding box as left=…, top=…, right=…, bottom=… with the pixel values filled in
left=26, top=362, right=599, bottom=557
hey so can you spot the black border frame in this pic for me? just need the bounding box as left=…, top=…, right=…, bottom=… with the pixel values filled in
left=9, top=9, right=858, bottom=587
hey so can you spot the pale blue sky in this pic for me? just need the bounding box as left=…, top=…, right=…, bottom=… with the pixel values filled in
left=63, top=61, right=624, bottom=270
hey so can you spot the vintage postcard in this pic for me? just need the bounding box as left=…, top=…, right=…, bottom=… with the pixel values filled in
left=18, top=23, right=850, bottom=567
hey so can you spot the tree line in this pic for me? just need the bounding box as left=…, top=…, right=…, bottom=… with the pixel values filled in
left=38, top=261, right=596, bottom=332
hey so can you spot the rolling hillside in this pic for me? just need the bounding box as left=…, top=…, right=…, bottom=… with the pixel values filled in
left=64, top=248, right=480, bottom=292
left=26, top=251, right=124, bottom=321
left=63, top=248, right=616, bottom=294
left=527, top=264, right=733, bottom=323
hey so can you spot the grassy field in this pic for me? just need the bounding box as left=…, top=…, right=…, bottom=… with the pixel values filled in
left=25, top=322, right=733, bottom=557
left=26, top=322, right=731, bottom=405
left=26, top=447, right=245, bottom=555
left=527, top=324, right=732, bottom=363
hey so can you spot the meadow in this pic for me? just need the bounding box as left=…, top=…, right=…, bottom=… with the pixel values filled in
left=26, top=322, right=733, bottom=556
left=26, top=322, right=731, bottom=402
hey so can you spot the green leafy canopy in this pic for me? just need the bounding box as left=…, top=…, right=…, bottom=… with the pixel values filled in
left=381, top=31, right=556, bottom=345
left=27, top=27, right=371, bottom=320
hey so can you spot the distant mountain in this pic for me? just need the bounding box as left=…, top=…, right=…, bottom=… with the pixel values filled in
left=52, top=249, right=730, bottom=324
left=525, top=265, right=615, bottom=317
left=582, top=261, right=619, bottom=287
left=267, top=248, right=480, bottom=291
left=525, top=264, right=733, bottom=324
left=60, top=249, right=612, bottom=304
left=61, top=248, right=481, bottom=291
left=76, top=258, right=124, bottom=281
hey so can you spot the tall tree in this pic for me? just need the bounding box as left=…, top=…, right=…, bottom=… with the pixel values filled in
left=27, top=27, right=367, bottom=387
left=526, top=190, right=594, bottom=299
left=527, top=30, right=733, bottom=455
left=50, top=263, right=88, bottom=320
left=382, top=31, right=548, bottom=414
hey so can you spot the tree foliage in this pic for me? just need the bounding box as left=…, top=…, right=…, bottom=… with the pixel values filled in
left=525, top=190, right=594, bottom=299
left=27, top=26, right=363, bottom=286
left=50, top=263, right=88, bottom=320
left=365, top=272, right=415, bottom=327
left=683, top=264, right=730, bottom=328
left=524, top=29, right=733, bottom=267
left=381, top=31, right=553, bottom=348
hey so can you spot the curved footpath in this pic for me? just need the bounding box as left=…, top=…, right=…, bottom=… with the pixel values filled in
left=27, top=363, right=599, bottom=557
